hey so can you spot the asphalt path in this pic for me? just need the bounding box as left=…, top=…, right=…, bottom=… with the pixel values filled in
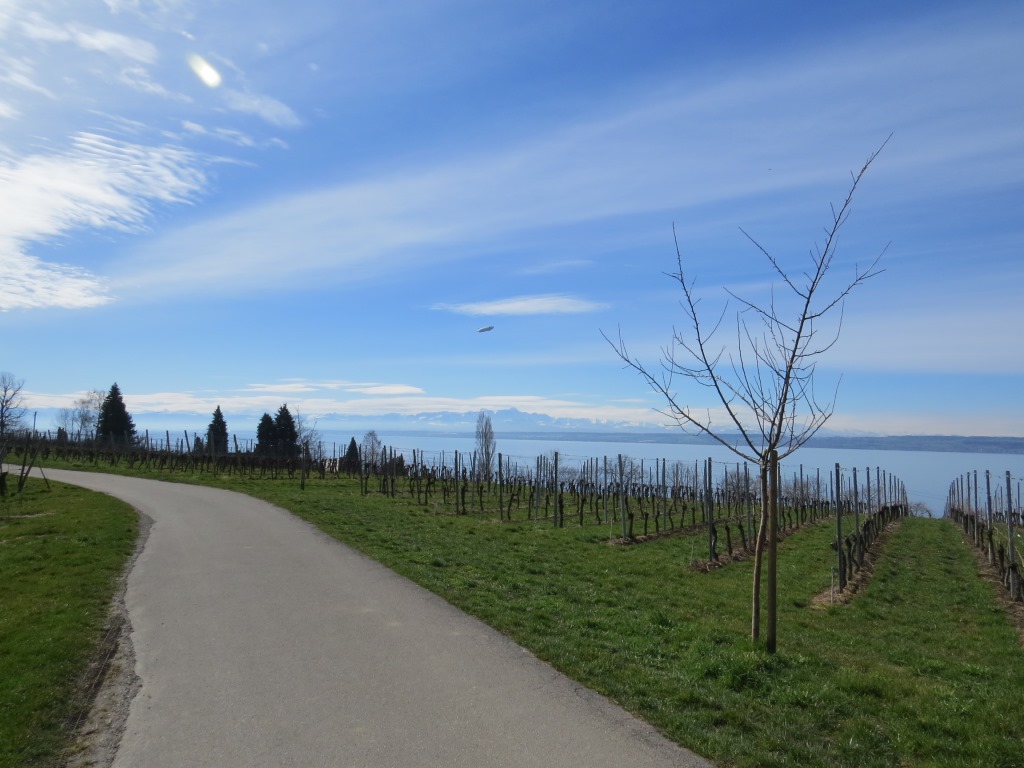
left=46, top=469, right=713, bottom=767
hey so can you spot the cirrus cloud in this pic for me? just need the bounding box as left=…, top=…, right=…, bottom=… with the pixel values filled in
left=434, top=294, right=608, bottom=316
left=0, top=132, right=207, bottom=310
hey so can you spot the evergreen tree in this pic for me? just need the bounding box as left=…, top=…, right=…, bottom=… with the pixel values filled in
left=343, top=437, right=360, bottom=474
left=255, top=413, right=277, bottom=456
left=206, top=406, right=229, bottom=455
left=96, top=383, right=136, bottom=446
left=274, top=404, right=299, bottom=459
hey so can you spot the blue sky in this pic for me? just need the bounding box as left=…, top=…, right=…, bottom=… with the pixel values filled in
left=2, top=0, right=1022, bottom=438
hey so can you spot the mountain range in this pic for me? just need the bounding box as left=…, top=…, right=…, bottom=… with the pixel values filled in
left=89, top=407, right=1024, bottom=456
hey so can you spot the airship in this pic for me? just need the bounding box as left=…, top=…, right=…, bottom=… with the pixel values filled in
left=477, top=325, right=494, bottom=333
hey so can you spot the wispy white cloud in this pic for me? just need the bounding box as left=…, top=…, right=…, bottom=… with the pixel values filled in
left=0, top=133, right=205, bottom=240
left=0, top=55, right=55, bottom=98
left=0, top=132, right=207, bottom=309
left=517, top=259, right=593, bottom=276
left=434, top=294, right=607, bottom=316
left=19, top=15, right=158, bottom=63
left=240, top=380, right=425, bottom=396
left=0, top=246, right=110, bottom=310
left=346, top=384, right=425, bottom=396
left=222, top=88, right=301, bottom=127
left=178, top=119, right=274, bottom=149
left=241, top=382, right=320, bottom=394
left=70, top=24, right=158, bottom=62
left=118, top=65, right=189, bottom=100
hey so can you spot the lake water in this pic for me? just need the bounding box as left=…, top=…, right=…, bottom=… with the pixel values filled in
left=317, top=431, right=1023, bottom=517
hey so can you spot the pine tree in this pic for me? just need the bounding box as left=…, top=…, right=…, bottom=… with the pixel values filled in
left=255, top=413, right=277, bottom=456
left=343, top=437, right=360, bottom=474
left=207, top=406, right=229, bottom=455
left=96, top=383, right=136, bottom=446
left=274, top=404, right=299, bottom=459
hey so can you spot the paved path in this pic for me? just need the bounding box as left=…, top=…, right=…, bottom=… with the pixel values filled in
left=47, top=469, right=712, bottom=767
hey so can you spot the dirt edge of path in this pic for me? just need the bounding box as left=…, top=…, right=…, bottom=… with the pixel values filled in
left=63, top=510, right=153, bottom=768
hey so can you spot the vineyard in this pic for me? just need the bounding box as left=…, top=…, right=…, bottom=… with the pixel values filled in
left=4, top=429, right=910, bottom=597
left=945, top=468, right=1023, bottom=602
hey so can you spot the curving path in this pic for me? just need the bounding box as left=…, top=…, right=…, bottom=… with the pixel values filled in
left=46, top=469, right=712, bottom=768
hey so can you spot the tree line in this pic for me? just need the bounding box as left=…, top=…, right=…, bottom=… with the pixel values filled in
left=3, top=372, right=499, bottom=477
left=1, top=374, right=443, bottom=480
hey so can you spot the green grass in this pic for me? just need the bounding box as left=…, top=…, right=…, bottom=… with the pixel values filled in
left=0, top=480, right=138, bottom=768
left=30, top=461, right=1024, bottom=766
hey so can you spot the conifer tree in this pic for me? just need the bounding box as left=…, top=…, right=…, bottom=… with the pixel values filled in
left=343, top=437, right=360, bottom=474
left=96, top=383, right=136, bottom=446
left=206, top=406, right=229, bottom=455
left=274, top=404, right=299, bottom=459
left=255, top=413, right=277, bottom=456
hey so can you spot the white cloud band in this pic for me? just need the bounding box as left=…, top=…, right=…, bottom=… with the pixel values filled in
left=434, top=294, right=608, bottom=316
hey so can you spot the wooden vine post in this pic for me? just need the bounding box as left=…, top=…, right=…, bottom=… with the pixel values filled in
left=1008, top=471, right=1019, bottom=600
left=852, top=467, right=860, bottom=531
left=835, top=463, right=846, bottom=592
left=705, top=457, right=716, bottom=561
left=498, top=453, right=504, bottom=521
left=618, top=454, right=627, bottom=539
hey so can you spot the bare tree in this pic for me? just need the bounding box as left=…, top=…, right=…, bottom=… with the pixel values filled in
left=0, top=372, right=27, bottom=439
left=72, top=389, right=105, bottom=438
left=54, top=407, right=77, bottom=435
left=606, top=142, right=888, bottom=652
left=295, top=410, right=323, bottom=462
left=474, top=411, right=496, bottom=483
left=910, top=501, right=932, bottom=518
left=361, top=430, right=383, bottom=472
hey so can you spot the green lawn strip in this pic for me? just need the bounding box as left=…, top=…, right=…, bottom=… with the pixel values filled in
left=30, top=462, right=1024, bottom=767
left=0, top=480, right=138, bottom=768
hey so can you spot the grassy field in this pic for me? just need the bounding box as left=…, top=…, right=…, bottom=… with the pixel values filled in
left=18, top=461, right=1024, bottom=766
left=0, top=479, right=138, bottom=768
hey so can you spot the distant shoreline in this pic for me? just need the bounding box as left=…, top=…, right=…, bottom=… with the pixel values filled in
left=372, top=430, right=1024, bottom=456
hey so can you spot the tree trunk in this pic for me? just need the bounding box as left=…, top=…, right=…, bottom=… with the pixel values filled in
left=766, top=450, right=779, bottom=653
left=750, top=460, right=770, bottom=642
